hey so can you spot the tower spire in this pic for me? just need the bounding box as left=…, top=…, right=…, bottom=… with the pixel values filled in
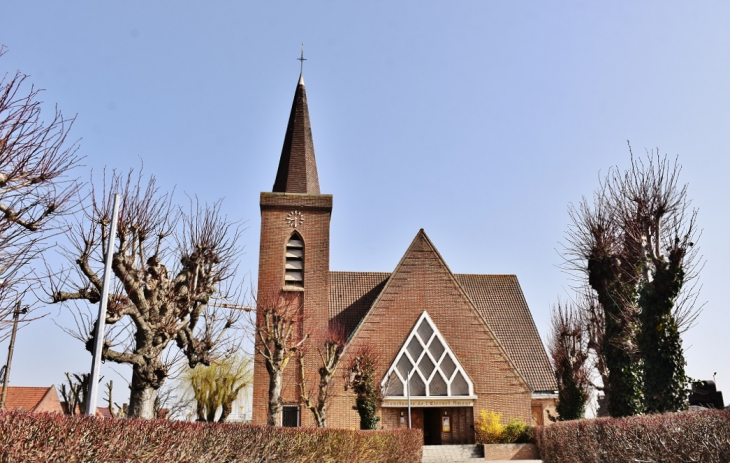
left=272, top=67, right=320, bottom=194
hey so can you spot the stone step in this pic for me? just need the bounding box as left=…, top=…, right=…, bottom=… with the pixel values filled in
left=422, top=444, right=484, bottom=463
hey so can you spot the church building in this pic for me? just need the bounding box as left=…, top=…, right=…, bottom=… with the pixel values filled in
left=252, top=72, right=557, bottom=444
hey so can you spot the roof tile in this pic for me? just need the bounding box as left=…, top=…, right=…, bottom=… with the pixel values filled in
left=0, top=386, right=54, bottom=411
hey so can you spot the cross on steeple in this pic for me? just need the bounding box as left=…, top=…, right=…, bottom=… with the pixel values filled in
left=298, top=44, right=307, bottom=74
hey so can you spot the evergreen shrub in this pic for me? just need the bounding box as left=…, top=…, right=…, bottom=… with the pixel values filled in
left=536, top=408, right=730, bottom=463
left=0, top=410, right=422, bottom=463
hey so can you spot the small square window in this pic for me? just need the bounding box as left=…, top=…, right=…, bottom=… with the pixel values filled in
left=282, top=405, right=300, bottom=427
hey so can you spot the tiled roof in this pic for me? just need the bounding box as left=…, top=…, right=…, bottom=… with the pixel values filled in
left=328, top=271, right=556, bottom=392
left=96, top=406, right=113, bottom=418
left=455, top=274, right=557, bottom=392
left=272, top=74, right=321, bottom=194
left=329, top=271, right=390, bottom=339
left=0, top=386, right=53, bottom=411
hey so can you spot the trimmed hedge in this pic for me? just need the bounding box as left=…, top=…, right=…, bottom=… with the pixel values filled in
left=0, top=410, right=422, bottom=463
left=536, top=408, right=730, bottom=463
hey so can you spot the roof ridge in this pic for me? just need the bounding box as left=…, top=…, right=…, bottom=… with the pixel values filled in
left=453, top=273, right=517, bottom=277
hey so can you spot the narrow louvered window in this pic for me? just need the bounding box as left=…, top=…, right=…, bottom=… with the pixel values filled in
left=285, top=234, right=304, bottom=287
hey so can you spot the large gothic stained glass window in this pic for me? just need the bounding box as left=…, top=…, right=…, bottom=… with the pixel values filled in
left=382, top=311, right=474, bottom=398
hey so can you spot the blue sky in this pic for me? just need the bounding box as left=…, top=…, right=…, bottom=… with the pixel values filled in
left=2, top=1, right=730, bottom=410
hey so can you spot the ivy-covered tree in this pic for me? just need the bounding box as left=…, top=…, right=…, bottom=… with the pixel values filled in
left=566, top=179, right=644, bottom=417
left=616, top=154, right=697, bottom=413
left=344, top=344, right=381, bottom=430
left=564, top=146, right=700, bottom=417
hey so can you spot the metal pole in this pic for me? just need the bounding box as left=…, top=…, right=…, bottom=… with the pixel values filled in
left=86, top=194, right=120, bottom=416
left=407, top=368, right=413, bottom=429
left=0, top=302, right=24, bottom=409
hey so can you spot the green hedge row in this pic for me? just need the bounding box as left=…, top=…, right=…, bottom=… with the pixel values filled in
left=536, top=408, right=730, bottom=463
left=0, top=410, right=422, bottom=463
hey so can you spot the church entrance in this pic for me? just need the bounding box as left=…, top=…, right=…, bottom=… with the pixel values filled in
left=423, top=408, right=442, bottom=445
left=400, top=407, right=475, bottom=445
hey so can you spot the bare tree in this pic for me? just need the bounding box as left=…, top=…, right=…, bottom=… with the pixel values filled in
left=254, top=292, right=308, bottom=426
left=298, top=323, right=346, bottom=427
left=58, top=372, right=90, bottom=415
left=548, top=301, right=590, bottom=420
left=0, top=46, right=80, bottom=336
left=50, top=170, right=243, bottom=419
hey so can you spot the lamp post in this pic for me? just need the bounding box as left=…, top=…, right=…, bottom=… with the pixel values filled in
left=1, top=301, right=28, bottom=409
left=406, top=368, right=415, bottom=429
left=86, top=194, right=120, bottom=416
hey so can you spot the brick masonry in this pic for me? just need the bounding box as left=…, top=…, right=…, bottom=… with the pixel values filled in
left=252, top=75, right=556, bottom=433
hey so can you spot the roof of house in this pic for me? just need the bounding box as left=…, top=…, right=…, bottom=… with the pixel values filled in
left=96, top=406, right=113, bottom=418
left=0, top=386, right=60, bottom=412
left=329, top=267, right=557, bottom=392
left=272, top=74, right=321, bottom=194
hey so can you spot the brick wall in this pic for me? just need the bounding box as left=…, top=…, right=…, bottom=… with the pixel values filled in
left=336, top=231, right=533, bottom=429
left=252, top=193, right=332, bottom=426
left=254, top=201, right=534, bottom=431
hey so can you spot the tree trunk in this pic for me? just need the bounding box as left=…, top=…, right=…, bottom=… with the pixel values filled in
left=128, top=366, right=158, bottom=419
left=315, top=405, right=326, bottom=427
left=219, top=401, right=233, bottom=422
left=268, top=367, right=283, bottom=426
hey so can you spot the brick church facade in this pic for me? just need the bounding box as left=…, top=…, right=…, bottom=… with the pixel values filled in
left=252, top=73, right=557, bottom=444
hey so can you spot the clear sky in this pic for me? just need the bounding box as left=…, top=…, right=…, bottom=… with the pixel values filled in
left=2, top=1, right=729, bottom=410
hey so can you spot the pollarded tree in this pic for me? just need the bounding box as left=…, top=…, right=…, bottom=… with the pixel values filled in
left=564, top=146, right=701, bottom=416
left=297, top=323, right=346, bottom=427
left=51, top=170, right=243, bottom=419
left=254, top=292, right=308, bottom=426
left=612, top=153, right=699, bottom=413
left=548, top=301, right=590, bottom=421
left=565, top=181, right=644, bottom=417
left=0, top=46, right=80, bottom=335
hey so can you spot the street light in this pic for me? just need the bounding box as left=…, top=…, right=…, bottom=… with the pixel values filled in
left=0, top=302, right=29, bottom=409
left=406, top=368, right=415, bottom=429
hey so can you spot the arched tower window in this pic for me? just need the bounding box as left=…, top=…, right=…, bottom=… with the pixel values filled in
left=285, top=233, right=304, bottom=287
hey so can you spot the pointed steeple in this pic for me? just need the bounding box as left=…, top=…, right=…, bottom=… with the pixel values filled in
left=272, top=74, right=321, bottom=194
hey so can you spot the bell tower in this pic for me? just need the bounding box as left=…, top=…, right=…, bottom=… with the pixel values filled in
left=252, top=73, right=333, bottom=425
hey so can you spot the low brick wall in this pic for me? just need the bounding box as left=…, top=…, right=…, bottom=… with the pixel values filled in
left=484, top=443, right=539, bottom=460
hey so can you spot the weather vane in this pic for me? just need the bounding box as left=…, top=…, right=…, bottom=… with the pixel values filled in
left=298, top=44, right=307, bottom=74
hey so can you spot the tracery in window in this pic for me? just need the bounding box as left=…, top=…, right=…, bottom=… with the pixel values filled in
left=381, top=311, right=474, bottom=398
